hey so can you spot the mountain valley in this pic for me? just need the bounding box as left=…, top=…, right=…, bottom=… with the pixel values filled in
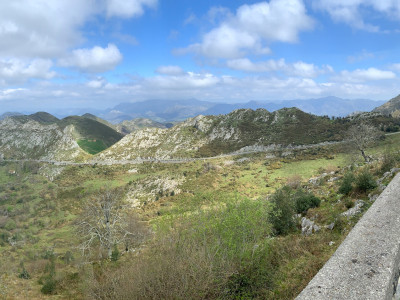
left=1, top=95, right=400, bottom=299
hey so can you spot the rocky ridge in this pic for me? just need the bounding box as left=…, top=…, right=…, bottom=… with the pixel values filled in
left=0, top=117, right=86, bottom=161
left=93, top=108, right=348, bottom=162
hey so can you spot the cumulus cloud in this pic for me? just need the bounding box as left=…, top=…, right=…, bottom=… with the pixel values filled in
left=335, top=68, right=396, bottom=82
left=227, top=58, right=332, bottom=77
left=148, top=72, right=220, bottom=89
left=312, top=0, right=400, bottom=32
left=105, top=0, right=157, bottom=18
left=155, top=66, right=185, bottom=76
left=179, top=0, right=314, bottom=59
left=1, top=71, right=398, bottom=113
left=59, top=44, right=123, bottom=73
left=87, top=77, right=108, bottom=88
left=0, top=59, right=55, bottom=84
left=0, top=0, right=95, bottom=58
left=0, top=0, right=156, bottom=59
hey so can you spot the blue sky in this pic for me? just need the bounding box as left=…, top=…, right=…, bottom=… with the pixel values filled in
left=1, top=0, right=400, bottom=113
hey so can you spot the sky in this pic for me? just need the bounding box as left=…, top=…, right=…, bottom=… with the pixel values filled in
left=1, top=0, right=400, bottom=113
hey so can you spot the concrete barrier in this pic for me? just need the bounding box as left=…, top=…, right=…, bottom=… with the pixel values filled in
left=297, top=173, right=400, bottom=300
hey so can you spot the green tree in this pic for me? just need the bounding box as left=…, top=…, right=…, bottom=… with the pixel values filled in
left=268, top=187, right=295, bottom=235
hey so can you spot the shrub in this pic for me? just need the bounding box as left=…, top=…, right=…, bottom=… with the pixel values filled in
left=40, top=256, right=57, bottom=295
left=4, top=220, right=16, bottom=231
left=41, top=278, right=56, bottom=294
left=86, top=197, right=274, bottom=299
left=18, top=263, right=31, bottom=279
left=338, top=172, right=355, bottom=195
left=379, top=150, right=400, bottom=173
left=294, top=190, right=321, bottom=213
left=356, top=171, right=377, bottom=193
left=268, top=187, right=295, bottom=235
left=111, top=245, right=120, bottom=262
left=63, top=251, right=74, bottom=264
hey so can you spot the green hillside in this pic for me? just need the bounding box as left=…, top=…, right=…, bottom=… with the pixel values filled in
left=6, top=113, right=124, bottom=155
left=28, top=112, right=60, bottom=124
left=58, top=116, right=124, bottom=154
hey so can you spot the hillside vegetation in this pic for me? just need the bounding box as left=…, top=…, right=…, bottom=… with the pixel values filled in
left=95, top=107, right=400, bottom=161
left=373, top=94, right=400, bottom=115
left=0, top=131, right=399, bottom=299
left=1, top=105, right=400, bottom=298
left=0, top=113, right=123, bottom=158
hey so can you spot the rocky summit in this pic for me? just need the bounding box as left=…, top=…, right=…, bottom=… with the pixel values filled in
left=0, top=117, right=85, bottom=161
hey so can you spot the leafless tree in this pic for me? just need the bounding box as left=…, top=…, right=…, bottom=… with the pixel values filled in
left=75, top=186, right=148, bottom=259
left=345, top=123, right=383, bottom=162
left=122, top=212, right=149, bottom=253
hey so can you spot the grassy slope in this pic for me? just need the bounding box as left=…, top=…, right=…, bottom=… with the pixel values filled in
left=0, top=134, right=398, bottom=298
left=6, top=113, right=123, bottom=156
left=58, top=116, right=124, bottom=154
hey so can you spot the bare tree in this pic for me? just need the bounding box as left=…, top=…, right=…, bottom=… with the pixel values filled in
left=345, top=123, right=383, bottom=162
left=122, top=212, right=149, bottom=253
left=75, top=186, right=147, bottom=259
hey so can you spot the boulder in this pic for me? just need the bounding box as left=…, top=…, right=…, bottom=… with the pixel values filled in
left=341, top=200, right=365, bottom=217
left=301, top=217, right=321, bottom=236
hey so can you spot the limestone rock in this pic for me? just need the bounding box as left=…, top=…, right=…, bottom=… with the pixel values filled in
left=301, top=217, right=321, bottom=236
left=341, top=200, right=364, bottom=217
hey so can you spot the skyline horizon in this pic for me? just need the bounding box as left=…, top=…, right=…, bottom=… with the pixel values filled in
left=1, top=1, right=400, bottom=112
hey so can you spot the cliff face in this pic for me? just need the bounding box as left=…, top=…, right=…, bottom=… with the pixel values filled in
left=0, top=117, right=86, bottom=161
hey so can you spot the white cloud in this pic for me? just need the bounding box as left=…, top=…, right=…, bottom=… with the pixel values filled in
left=87, top=78, right=107, bottom=88
left=179, top=0, right=314, bottom=59
left=0, top=59, right=55, bottom=84
left=312, top=0, right=400, bottom=31
left=0, top=0, right=155, bottom=59
left=148, top=72, right=220, bottom=89
left=2, top=70, right=398, bottom=113
left=59, top=44, right=123, bottom=73
left=0, top=0, right=96, bottom=58
left=335, top=68, right=396, bottom=82
left=105, top=0, right=157, bottom=18
left=155, top=66, right=185, bottom=76
left=0, top=88, right=26, bottom=100
left=226, top=58, right=332, bottom=77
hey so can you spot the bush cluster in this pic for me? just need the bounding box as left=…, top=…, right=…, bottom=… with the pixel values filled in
left=355, top=171, right=377, bottom=193
left=338, top=172, right=355, bottom=195
left=268, top=187, right=295, bottom=235
left=338, top=170, right=377, bottom=195
left=86, top=196, right=276, bottom=299
left=294, top=190, right=321, bottom=214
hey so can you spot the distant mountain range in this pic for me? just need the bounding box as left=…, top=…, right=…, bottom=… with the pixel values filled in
left=95, top=97, right=386, bottom=123
left=0, top=94, right=399, bottom=161
left=2, top=97, right=384, bottom=124
left=0, top=112, right=23, bottom=120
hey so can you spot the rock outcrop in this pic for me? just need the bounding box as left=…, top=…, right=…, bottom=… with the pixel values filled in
left=0, top=117, right=85, bottom=161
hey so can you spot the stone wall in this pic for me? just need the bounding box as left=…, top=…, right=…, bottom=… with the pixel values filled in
left=296, top=173, right=400, bottom=300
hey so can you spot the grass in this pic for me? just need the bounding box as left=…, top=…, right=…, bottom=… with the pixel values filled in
left=77, top=139, right=108, bottom=154
left=0, top=136, right=398, bottom=298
